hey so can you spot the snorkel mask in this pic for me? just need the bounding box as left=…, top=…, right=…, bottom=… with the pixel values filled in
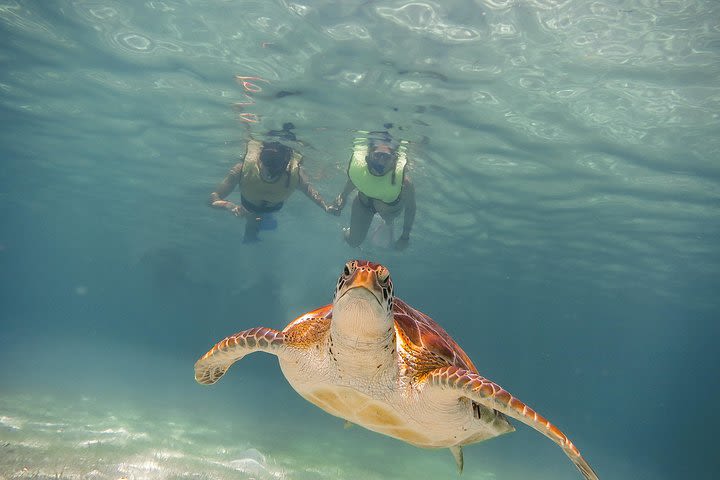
left=260, top=141, right=292, bottom=178
left=259, top=122, right=297, bottom=178
left=367, top=143, right=396, bottom=175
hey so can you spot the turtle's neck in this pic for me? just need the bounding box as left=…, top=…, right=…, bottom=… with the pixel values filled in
left=330, top=292, right=396, bottom=378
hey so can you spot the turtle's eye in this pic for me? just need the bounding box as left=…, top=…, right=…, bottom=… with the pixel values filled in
left=343, top=263, right=352, bottom=276
left=377, top=268, right=390, bottom=284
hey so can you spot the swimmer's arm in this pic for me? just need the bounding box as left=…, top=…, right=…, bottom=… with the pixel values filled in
left=297, top=168, right=330, bottom=211
left=334, top=179, right=356, bottom=211
left=400, top=177, right=416, bottom=239
left=209, top=162, right=244, bottom=213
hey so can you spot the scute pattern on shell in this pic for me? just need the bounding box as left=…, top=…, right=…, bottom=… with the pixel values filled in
left=282, top=304, right=333, bottom=347
left=392, top=298, right=477, bottom=375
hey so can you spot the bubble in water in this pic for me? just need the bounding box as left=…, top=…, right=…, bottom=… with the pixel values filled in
left=398, top=80, right=423, bottom=92
left=89, top=7, right=117, bottom=20
left=115, top=32, right=154, bottom=52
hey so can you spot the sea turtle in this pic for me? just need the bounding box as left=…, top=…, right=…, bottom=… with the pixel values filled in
left=194, top=260, right=599, bottom=479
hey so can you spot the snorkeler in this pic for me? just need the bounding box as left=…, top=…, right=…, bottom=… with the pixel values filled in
left=329, top=129, right=416, bottom=251
left=209, top=123, right=337, bottom=243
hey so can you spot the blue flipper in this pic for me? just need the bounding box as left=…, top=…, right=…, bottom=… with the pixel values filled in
left=258, top=213, right=278, bottom=231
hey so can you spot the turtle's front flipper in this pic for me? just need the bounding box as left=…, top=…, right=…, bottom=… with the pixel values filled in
left=194, top=327, right=285, bottom=385
left=426, top=366, right=599, bottom=480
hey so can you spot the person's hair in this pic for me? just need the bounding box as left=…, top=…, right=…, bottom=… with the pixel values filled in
left=266, top=122, right=296, bottom=142
left=367, top=127, right=398, bottom=151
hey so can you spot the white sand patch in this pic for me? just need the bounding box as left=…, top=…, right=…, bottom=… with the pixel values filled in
left=0, top=415, right=23, bottom=430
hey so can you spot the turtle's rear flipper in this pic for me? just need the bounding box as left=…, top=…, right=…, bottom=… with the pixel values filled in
left=194, top=327, right=285, bottom=385
left=426, top=366, right=599, bottom=480
left=450, top=446, right=463, bottom=473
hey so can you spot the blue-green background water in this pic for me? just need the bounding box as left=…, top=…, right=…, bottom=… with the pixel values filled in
left=1, top=1, right=719, bottom=479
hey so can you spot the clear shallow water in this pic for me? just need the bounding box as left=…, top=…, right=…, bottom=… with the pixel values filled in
left=1, top=1, right=718, bottom=479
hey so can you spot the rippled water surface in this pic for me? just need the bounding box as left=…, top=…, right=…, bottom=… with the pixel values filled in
left=1, top=1, right=718, bottom=479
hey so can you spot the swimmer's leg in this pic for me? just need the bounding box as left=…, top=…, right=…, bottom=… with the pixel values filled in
left=344, top=195, right=374, bottom=247
left=243, top=216, right=261, bottom=243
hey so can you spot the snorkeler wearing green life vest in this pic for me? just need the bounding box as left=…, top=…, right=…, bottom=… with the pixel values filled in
left=329, top=130, right=416, bottom=251
left=209, top=123, right=336, bottom=243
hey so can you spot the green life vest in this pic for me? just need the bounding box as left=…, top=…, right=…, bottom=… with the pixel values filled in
left=347, top=142, right=407, bottom=203
left=240, top=139, right=301, bottom=205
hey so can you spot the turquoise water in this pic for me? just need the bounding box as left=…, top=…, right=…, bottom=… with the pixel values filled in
left=1, top=1, right=718, bottom=479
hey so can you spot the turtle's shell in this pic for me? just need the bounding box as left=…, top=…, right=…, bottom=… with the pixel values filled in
left=393, top=298, right=477, bottom=377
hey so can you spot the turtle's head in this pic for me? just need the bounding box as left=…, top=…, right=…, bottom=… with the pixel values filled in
left=332, top=260, right=394, bottom=341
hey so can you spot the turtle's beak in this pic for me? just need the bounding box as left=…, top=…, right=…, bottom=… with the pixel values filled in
left=338, top=269, right=383, bottom=306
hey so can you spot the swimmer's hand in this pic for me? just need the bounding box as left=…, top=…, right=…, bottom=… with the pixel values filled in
left=212, top=200, right=248, bottom=217
left=395, top=234, right=410, bottom=251
left=327, top=195, right=345, bottom=215
left=230, top=205, right=250, bottom=217
left=326, top=203, right=342, bottom=216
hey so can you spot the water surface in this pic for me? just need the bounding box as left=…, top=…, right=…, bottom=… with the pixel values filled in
left=1, top=1, right=719, bottom=479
